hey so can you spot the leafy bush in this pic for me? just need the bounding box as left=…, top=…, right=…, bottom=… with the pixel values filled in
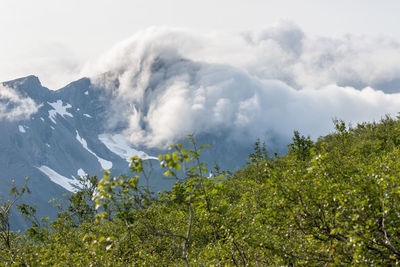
left=2, top=117, right=400, bottom=265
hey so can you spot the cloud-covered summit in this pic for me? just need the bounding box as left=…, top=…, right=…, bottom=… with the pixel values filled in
left=81, top=23, right=400, bottom=148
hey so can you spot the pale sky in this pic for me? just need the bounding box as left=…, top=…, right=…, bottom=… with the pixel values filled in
left=1, top=0, right=400, bottom=89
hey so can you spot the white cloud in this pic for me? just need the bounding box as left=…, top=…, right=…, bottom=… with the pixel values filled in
left=83, top=24, right=400, bottom=148
left=0, top=85, right=39, bottom=121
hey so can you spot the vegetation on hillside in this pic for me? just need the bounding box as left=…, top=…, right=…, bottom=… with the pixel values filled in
left=2, top=116, right=400, bottom=265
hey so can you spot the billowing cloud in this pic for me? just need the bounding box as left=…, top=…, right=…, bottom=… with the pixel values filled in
left=0, top=85, right=39, bottom=121
left=84, top=23, right=400, bottom=148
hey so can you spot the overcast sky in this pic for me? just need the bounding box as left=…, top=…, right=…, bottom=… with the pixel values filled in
left=1, top=0, right=400, bottom=89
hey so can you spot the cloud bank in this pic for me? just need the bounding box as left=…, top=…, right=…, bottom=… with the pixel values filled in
left=0, top=85, right=39, bottom=121
left=85, top=23, right=400, bottom=148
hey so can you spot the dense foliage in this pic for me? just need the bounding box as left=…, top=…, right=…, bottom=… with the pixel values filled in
left=2, top=116, right=400, bottom=265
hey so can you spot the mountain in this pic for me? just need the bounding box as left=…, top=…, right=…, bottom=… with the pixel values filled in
left=0, top=75, right=164, bottom=229
left=0, top=74, right=256, bottom=229
left=4, top=28, right=400, bottom=229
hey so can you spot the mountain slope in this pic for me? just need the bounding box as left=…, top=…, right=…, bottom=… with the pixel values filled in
left=0, top=75, right=162, bottom=228
left=1, top=72, right=255, bottom=229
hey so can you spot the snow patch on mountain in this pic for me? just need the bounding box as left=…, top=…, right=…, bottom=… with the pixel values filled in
left=18, top=125, right=26, bottom=133
left=37, top=165, right=79, bottom=192
left=97, top=158, right=112, bottom=170
left=98, top=133, right=157, bottom=162
left=48, top=100, right=73, bottom=124
left=77, top=168, right=87, bottom=177
left=76, top=131, right=113, bottom=169
left=83, top=114, right=92, bottom=118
